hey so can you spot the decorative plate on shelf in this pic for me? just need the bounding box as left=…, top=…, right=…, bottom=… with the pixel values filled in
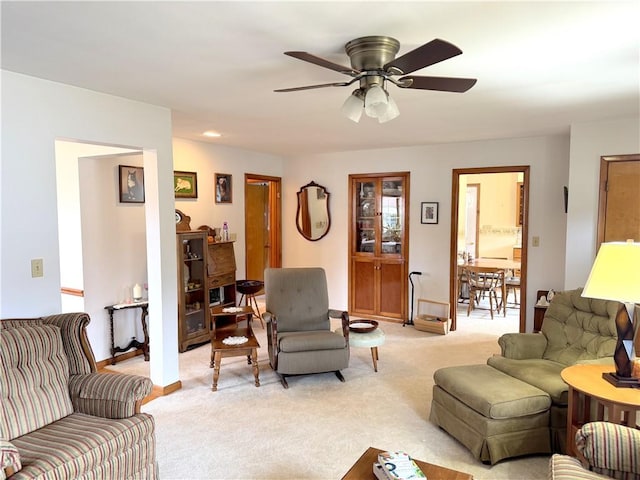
left=349, top=319, right=378, bottom=333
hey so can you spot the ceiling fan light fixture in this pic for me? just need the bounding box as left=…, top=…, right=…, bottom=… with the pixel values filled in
left=378, top=94, right=400, bottom=123
left=341, top=90, right=364, bottom=123
left=364, top=84, right=388, bottom=118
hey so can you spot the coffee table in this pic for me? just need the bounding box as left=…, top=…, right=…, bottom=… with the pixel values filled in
left=341, top=447, right=473, bottom=480
left=210, top=318, right=260, bottom=392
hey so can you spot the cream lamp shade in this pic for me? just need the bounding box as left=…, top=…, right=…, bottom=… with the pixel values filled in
left=582, top=240, right=640, bottom=303
left=582, top=239, right=640, bottom=384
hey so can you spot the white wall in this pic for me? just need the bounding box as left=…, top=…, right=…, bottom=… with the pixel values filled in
left=1, top=70, right=178, bottom=387
left=56, top=142, right=140, bottom=295
left=79, top=153, right=149, bottom=359
left=2, top=69, right=637, bottom=369
left=282, top=135, right=571, bottom=331
left=172, top=138, right=283, bottom=279
left=565, top=116, right=640, bottom=288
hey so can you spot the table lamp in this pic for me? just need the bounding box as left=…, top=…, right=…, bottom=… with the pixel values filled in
left=582, top=239, right=640, bottom=387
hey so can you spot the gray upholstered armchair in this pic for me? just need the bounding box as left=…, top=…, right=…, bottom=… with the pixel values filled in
left=263, top=267, right=350, bottom=388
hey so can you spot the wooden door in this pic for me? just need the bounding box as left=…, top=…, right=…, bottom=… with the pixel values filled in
left=378, top=259, right=405, bottom=319
left=598, top=155, right=640, bottom=246
left=245, top=183, right=268, bottom=282
left=351, top=257, right=376, bottom=315
left=244, top=174, right=282, bottom=285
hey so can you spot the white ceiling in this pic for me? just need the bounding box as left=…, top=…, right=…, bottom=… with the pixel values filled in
left=2, top=1, right=639, bottom=157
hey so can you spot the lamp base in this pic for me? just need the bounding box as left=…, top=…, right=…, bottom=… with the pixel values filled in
left=602, top=372, right=640, bottom=388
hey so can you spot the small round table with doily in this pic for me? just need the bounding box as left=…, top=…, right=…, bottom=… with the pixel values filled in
left=336, top=320, right=385, bottom=372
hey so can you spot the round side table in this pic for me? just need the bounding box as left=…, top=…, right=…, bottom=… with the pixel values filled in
left=561, top=364, right=640, bottom=456
left=337, top=327, right=385, bottom=372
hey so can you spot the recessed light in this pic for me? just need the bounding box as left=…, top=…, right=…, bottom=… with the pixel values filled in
left=203, top=130, right=221, bottom=138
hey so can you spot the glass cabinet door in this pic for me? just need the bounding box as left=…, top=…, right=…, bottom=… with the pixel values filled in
left=381, top=179, right=403, bottom=255
left=181, top=236, right=206, bottom=336
left=355, top=180, right=377, bottom=253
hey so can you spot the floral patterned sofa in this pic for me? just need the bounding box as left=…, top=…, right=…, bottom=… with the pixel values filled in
left=1, top=313, right=157, bottom=479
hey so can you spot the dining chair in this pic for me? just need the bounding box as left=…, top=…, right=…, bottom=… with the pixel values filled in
left=465, top=266, right=506, bottom=319
left=457, top=266, right=469, bottom=303
left=504, top=269, right=521, bottom=308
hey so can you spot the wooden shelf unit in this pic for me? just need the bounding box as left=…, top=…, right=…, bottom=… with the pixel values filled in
left=349, top=172, right=410, bottom=321
left=177, top=231, right=210, bottom=352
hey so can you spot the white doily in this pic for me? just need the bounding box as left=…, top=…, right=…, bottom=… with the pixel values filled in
left=222, top=307, right=244, bottom=313
left=222, top=336, right=248, bottom=345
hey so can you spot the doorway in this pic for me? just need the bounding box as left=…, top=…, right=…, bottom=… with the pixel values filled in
left=450, top=166, right=530, bottom=333
left=244, top=174, right=282, bottom=286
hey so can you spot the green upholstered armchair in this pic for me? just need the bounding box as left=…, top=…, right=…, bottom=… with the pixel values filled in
left=549, top=422, right=640, bottom=480
left=263, top=267, right=350, bottom=388
left=1, top=313, right=157, bottom=479
left=487, top=288, right=620, bottom=453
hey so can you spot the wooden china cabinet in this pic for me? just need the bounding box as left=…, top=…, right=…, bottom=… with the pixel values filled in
left=177, top=230, right=210, bottom=352
left=349, top=172, right=410, bottom=321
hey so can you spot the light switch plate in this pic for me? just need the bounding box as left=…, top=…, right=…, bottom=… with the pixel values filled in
left=31, top=258, right=43, bottom=278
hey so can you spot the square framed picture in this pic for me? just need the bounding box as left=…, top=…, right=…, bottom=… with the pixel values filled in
left=119, top=165, right=145, bottom=203
left=174, top=171, right=198, bottom=198
left=215, top=173, right=232, bottom=204
left=421, top=202, right=439, bottom=224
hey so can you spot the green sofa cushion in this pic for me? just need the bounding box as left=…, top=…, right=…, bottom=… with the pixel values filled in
left=487, top=356, right=569, bottom=404
left=541, top=288, right=618, bottom=365
left=433, top=364, right=550, bottom=419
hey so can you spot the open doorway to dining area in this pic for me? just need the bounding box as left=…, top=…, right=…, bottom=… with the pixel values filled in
left=450, top=166, right=529, bottom=336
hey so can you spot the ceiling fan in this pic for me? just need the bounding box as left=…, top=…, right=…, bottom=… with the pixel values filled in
left=274, top=36, right=477, bottom=123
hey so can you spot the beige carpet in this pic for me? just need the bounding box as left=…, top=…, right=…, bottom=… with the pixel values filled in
left=110, top=302, right=548, bottom=480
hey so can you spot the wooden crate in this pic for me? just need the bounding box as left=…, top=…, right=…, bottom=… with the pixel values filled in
left=414, top=299, right=451, bottom=335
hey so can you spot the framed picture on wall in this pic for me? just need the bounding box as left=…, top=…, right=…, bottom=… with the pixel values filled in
left=215, top=173, right=232, bottom=204
left=118, top=165, right=145, bottom=203
left=174, top=171, right=198, bottom=198
left=421, top=202, right=439, bottom=224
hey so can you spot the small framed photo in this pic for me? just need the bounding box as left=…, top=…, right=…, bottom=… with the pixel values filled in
left=174, top=171, right=198, bottom=199
left=215, top=173, right=232, bottom=204
left=421, top=202, right=439, bottom=224
left=119, top=165, right=145, bottom=203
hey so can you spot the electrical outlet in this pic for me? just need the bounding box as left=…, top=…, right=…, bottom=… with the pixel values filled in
left=532, top=236, right=540, bottom=247
left=31, top=258, right=43, bottom=278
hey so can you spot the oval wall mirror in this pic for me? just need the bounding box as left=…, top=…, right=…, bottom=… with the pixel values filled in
left=296, top=181, right=331, bottom=241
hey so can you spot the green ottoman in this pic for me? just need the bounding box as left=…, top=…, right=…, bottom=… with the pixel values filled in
left=430, top=364, right=552, bottom=464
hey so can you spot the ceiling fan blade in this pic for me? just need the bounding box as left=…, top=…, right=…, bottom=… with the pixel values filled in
left=399, top=76, right=477, bottom=93
left=274, top=82, right=351, bottom=93
left=385, top=39, right=462, bottom=75
left=284, top=51, right=359, bottom=76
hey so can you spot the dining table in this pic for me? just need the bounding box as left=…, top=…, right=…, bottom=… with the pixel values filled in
left=458, top=258, right=521, bottom=311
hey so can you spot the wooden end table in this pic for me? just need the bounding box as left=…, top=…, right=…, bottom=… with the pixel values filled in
left=341, top=447, right=473, bottom=480
left=561, top=364, right=640, bottom=456
left=210, top=306, right=260, bottom=392
left=105, top=301, right=149, bottom=365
